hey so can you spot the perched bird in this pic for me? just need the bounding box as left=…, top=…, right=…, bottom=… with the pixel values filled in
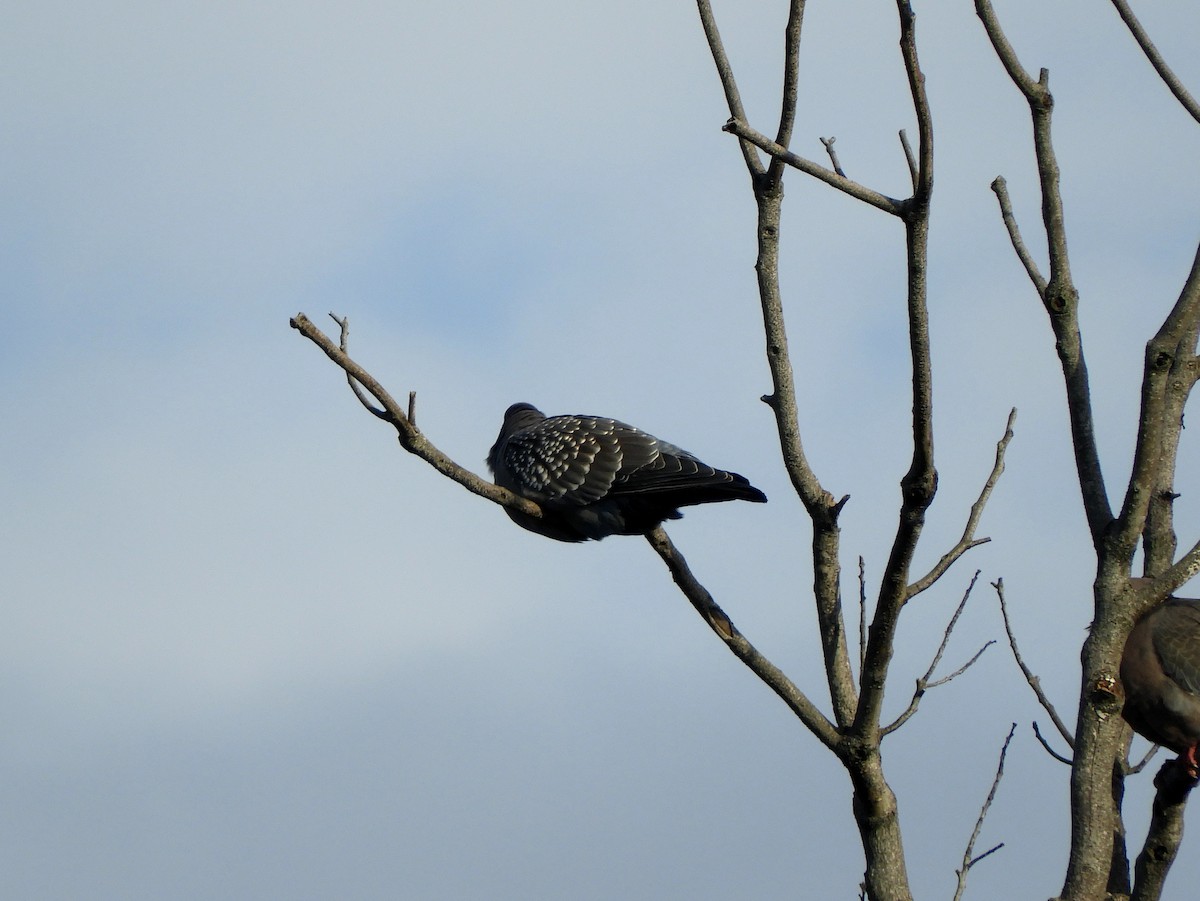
left=487, top=402, right=766, bottom=542
left=1120, top=597, right=1200, bottom=776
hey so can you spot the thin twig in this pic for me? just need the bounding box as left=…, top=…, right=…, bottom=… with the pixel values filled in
left=909, top=408, right=1017, bottom=599
left=1032, top=721, right=1074, bottom=765
left=929, top=641, right=996, bottom=690
left=952, top=723, right=1016, bottom=901
left=883, top=571, right=991, bottom=736
left=994, top=578, right=1075, bottom=748
left=329, top=313, right=390, bottom=420
left=1128, top=742, right=1160, bottom=775
left=858, top=556, right=868, bottom=679
left=820, top=136, right=846, bottom=177
left=899, top=129, right=917, bottom=192
left=990, top=178, right=1048, bottom=299
left=913, top=570, right=983, bottom=685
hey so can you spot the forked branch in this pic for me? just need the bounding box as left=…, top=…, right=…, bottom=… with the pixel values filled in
left=695, top=0, right=762, bottom=176
left=952, top=723, right=1016, bottom=901
left=768, top=0, right=806, bottom=181
left=990, top=177, right=1048, bottom=298
left=646, top=528, right=841, bottom=751
left=292, top=311, right=840, bottom=754
left=721, top=118, right=906, bottom=215
left=908, top=408, right=1017, bottom=599
left=1113, top=245, right=1200, bottom=560
left=977, top=0, right=1112, bottom=544
left=698, top=0, right=859, bottom=730
left=855, top=0, right=938, bottom=739
left=290, top=313, right=542, bottom=520
left=883, top=571, right=994, bottom=736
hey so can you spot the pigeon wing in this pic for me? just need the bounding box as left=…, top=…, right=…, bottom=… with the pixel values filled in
left=500, top=415, right=658, bottom=506
left=1155, top=600, right=1200, bottom=695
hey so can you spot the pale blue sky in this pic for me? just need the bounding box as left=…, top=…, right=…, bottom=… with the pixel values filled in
left=2, top=1, right=1199, bottom=898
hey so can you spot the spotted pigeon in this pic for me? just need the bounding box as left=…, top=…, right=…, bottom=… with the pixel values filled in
left=1120, top=597, right=1200, bottom=775
left=486, top=402, right=767, bottom=542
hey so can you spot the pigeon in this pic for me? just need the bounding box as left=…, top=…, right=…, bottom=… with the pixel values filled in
left=1120, top=597, right=1200, bottom=776
left=487, top=402, right=767, bottom=542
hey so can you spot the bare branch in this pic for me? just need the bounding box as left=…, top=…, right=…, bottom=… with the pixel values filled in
left=1155, top=537, right=1200, bottom=599
left=695, top=0, right=764, bottom=176
left=929, top=641, right=995, bottom=690
left=645, top=528, right=842, bottom=751
left=819, top=136, right=846, bottom=177
left=722, top=118, right=906, bottom=215
left=917, top=570, right=984, bottom=685
left=328, top=313, right=390, bottom=420
left=726, top=68, right=860, bottom=732
left=994, top=578, right=1075, bottom=748
left=854, top=0, right=938, bottom=739
left=1032, top=721, right=1074, bottom=766
left=768, top=0, right=807, bottom=181
left=1108, top=0, right=1200, bottom=125
left=882, top=571, right=991, bottom=736
left=1115, top=242, right=1200, bottom=560
left=909, top=408, right=1017, bottom=599
left=898, top=129, right=917, bottom=192
left=990, top=177, right=1048, bottom=298
left=290, top=313, right=543, bottom=520
left=895, top=1, right=934, bottom=205
left=977, top=0, right=1113, bottom=544
left=858, top=556, right=868, bottom=679
left=1128, top=742, right=1161, bottom=776
left=974, top=0, right=1043, bottom=99
left=952, top=723, right=1017, bottom=901
left=1132, top=759, right=1199, bottom=900
left=1141, top=318, right=1200, bottom=589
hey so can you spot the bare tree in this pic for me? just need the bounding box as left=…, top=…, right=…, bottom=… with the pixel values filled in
left=973, top=2, right=1200, bottom=899
left=293, top=2, right=1200, bottom=899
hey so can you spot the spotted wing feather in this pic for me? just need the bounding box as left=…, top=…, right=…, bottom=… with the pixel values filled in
left=500, top=415, right=658, bottom=505
left=487, top=402, right=765, bottom=542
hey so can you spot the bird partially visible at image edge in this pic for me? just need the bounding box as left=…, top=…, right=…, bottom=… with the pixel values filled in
left=487, top=402, right=767, bottom=542
left=1121, top=597, right=1200, bottom=778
